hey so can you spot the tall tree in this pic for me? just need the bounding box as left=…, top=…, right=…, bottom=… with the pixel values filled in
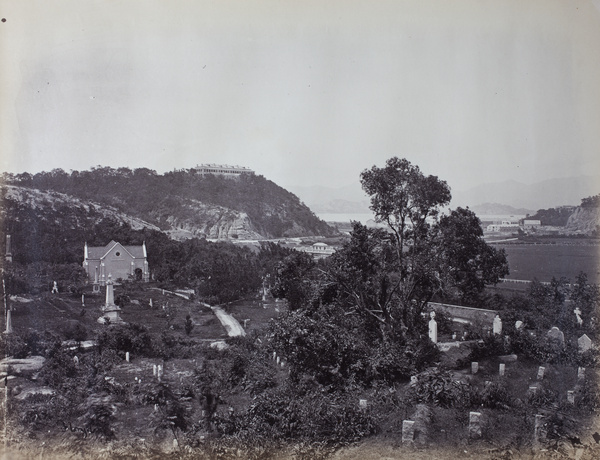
left=328, top=157, right=508, bottom=341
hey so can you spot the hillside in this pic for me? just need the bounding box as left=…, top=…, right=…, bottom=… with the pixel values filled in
left=3, top=168, right=336, bottom=240
left=565, top=195, right=600, bottom=235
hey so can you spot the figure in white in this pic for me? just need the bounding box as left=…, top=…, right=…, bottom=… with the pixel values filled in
left=51, top=281, right=59, bottom=294
left=574, top=307, right=583, bottom=327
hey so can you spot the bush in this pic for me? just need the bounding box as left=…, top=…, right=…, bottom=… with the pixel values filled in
left=409, top=368, right=476, bottom=409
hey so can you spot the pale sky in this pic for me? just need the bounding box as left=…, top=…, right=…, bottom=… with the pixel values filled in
left=1, top=0, right=599, bottom=192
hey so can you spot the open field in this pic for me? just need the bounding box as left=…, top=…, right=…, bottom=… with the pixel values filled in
left=493, top=240, right=600, bottom=284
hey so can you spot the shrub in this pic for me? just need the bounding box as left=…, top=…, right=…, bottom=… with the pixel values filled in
left=409, top=368, right=476, bottom=409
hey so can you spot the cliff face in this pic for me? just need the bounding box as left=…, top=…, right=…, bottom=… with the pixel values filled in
left=565, top=206, right=600, bottom=235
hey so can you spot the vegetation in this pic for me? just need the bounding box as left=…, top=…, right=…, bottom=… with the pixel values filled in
left=2, top=158, right=599, bottom=458
left=2, top=166, right=335, bottom=238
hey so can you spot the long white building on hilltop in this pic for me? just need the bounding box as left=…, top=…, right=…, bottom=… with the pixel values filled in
left=193, top=164, right=255, bottom=177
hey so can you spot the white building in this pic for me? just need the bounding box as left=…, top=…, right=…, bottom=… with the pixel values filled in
left=193, top=164, right=254, bottom=177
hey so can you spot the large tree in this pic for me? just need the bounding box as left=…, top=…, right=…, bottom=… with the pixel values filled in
left=328, top=157, right=508, bottom=341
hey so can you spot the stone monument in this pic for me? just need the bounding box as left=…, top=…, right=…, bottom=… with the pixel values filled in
left=97, top=275, right=124, bottom=324
left=428, top=311, right=437, bottom=343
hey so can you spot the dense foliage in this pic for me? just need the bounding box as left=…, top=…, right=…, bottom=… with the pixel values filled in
left=2, top=166, right=335, bottom=238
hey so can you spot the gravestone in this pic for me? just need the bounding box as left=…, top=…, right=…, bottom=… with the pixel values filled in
left=471, top=362, right=479, bottom=374
left=499, top=363, right=505, bottom=376
left=567, top=390, right=575, bottom=404
left=52, top=281, right=59, bottom=294
left=73, top=356, right=79, bottom=366
left=578, top=334, right=592, bottom=353
left=452, top=332, right=457, bottom=340
left=4, top=310, right=13, bottom=334
left=359, top=399, right=368, bottom=410
left=469, top=412, right=482, bottom=438
left=153, top=364, right=157, bottom=377
left=537, top=366, right=545, bottom=380
left=515, top=320, right=524, bottom=330
left=547, top=327, right=565, bottom=347
left=149, top=298, right=153, bottom=308
left=410, top=376, right=418, bottom=386
left=428, top=312, right=437, bottom=343
left=402, top=420, right=415, bottom=445
left=82, top=294, right=85, bottom=306
left=126, top=352, right=130, bottom=362
left=578, top=367, right=585, bottom=380
left=493, top=315, right=502, bottom=335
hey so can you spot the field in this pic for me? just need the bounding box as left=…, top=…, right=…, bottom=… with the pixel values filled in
left=493, top=240, right=600, bottom=284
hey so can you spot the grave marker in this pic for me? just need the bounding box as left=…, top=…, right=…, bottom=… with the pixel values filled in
left=428, top=312, right=437, bottom=343
left=547, top=327, right=565, bottom=348
left=469, top=412, right=482, bottom=438
left=578, top=367, right=585, bottom=380
left=126, top=352, right=130, bottom=362
left=537, top=366, right=545, bottom=380
left=359, top=399, right=368, bottom=410
left=499, top=363, right=505, bottom=376
left=567, top=390, right=575, bottom=404
left=402, top=420, right=415, bottom=445
left=515, top=320, right=524, bottom=330
left=471, top=362, right=479, bottom=374
left=493, top=315, right=502, bottom=335
left=578, top=334, right=592, bottom=353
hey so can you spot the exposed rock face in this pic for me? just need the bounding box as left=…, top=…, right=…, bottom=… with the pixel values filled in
left=565, top=206, right=600, bottom=235
left=162, top=200, right=263, bottom=240
left=1, top=185, right=160, bottom=231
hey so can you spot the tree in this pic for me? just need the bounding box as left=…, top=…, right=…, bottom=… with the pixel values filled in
left=271, top=251, right=317, bottom=310
left=435, top=207, right=509, bottom=304
left=327, top=157, right=508, bottom=341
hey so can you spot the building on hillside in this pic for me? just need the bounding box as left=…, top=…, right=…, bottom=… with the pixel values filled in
left=486, top=220, right=520, bottom=232
left=83, top=240, right=149, bottom=285
left=193, top=164, right=254, bottom=177
left=300, top=242, right=336, bottom=259
left=522, top=219, right=542, bottom=229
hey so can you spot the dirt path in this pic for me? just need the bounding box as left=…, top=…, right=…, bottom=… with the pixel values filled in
left=208, top=305, right=246, bottom=337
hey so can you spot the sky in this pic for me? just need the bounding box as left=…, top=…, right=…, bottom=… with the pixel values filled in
left=1, top=0, right=600, bottom=193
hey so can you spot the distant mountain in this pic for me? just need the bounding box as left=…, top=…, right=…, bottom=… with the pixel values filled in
left=451, top=176, right=598, bottom=211
left=288, top=183, right=371, bottom=214
left=3, top=168, right=337, bottom=240
left=469, top=203, right=534, bottom=217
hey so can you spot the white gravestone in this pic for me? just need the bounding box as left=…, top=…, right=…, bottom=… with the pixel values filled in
left=567, top=390, right=575, bottom=404
left=471, top=362, right=479, bottom=374
left=515, top=320, right=524, bottom=330
left=499, top=363, right=505, bottom=376
left=493, top=315, right=502, bottom=335
left=537, top=366, right=545, bottom=380
left=578, top=334, right=592, bottom=353
left=578, top=367, right=585, bottom=380
left=428, top=312, right=438, bottom=343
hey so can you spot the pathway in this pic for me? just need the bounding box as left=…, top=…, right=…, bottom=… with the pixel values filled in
left=198, top=301, right=245, bottom=337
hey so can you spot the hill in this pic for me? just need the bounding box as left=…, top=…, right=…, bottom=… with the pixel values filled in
left=3, top=168, right=336, bottom=240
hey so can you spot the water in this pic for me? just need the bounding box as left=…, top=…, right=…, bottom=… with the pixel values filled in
left=317, top=212, right=376, bottom=224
